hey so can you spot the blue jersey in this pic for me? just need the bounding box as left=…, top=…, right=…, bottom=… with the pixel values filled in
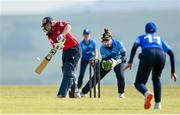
left=100, top=39, right=126, bottom=59
left=135, top=34, right=171, bottom=52
left=80, top=38, right=96, bottom=61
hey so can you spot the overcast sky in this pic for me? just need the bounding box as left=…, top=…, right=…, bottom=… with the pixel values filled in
left=1, top=0, right=179, bottom=15
left=0, top=0, right=96, bottom=15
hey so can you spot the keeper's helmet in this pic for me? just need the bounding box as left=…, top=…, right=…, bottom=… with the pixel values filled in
left=145, top=22, right=157, bottom=33
left=41, top=17, right=53, bottom=31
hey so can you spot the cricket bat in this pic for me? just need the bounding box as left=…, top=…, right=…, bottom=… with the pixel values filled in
left=35, top=37, right=66, bottom=75
left=35, top=46, right=59, bottom=75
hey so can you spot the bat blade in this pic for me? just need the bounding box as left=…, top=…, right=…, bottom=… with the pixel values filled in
left=35, top=58, right=49, bottom=75
left=35, top=44, right=62, bottom=75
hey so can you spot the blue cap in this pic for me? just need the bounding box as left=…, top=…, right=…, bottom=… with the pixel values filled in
left=145, top=22, right=157, bottom=33
left=83, top=29, right=90, bottom=35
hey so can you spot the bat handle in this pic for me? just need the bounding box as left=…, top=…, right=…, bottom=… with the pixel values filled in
left=56, top=45, right=60, bottom=49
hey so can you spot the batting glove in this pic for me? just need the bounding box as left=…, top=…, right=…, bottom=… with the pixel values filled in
left=55, top=34, right=66, bottom=50
left=57, top=34, right=65, bottom=42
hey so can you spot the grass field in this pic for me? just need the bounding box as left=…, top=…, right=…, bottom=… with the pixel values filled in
left=0, top=85, right=179, bottom=114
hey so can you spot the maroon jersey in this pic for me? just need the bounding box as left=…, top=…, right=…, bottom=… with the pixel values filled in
left=48, top=21, right=79, bottom=51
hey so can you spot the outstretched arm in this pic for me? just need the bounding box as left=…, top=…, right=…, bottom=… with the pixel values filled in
left=124, top=43, right=139, bottom=70
left=128, top=43, right=139, bottom=64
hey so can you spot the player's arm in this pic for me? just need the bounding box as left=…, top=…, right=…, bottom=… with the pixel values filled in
left=89, top=48, right=99, bottom=67
left=162, top=39, right=177, bottom=82
left=95, top=49, right=99, bottom=59
left=120, top=52, right=126, bottom=63
left=48, top=38, right=56, bottom=48
left=100, top=47, right=110, bottom=70
left=167, top=50, right=177, bottom=82
left=128, top=43, right=139, bottom=64
left=61, top=24, right=71, bottom=35
left=55, top=23, right=71, bottom=49
left=118, top=41, right=127, bottom=63
left=94, top=41, right=99, bottom=59
left=56, top=23, right=71, bottom=42
left=167, top=50, right=175, bottom=74
left=124, top=43, right=139, bottom=70
left=89, top=41, right=99, bottom=66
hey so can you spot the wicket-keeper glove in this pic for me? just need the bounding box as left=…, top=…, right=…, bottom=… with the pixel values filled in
left=102, top=60, right=112, bottom=71
left=110, top=58, right=122, bottom=69
left=102, top=58, right=122, bottom=71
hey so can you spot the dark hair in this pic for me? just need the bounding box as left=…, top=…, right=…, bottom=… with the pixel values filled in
left=102, top=28, right=112, bottom=39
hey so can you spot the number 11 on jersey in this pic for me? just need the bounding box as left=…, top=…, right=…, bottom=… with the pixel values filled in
left=145, top=34, right=161, bottom=44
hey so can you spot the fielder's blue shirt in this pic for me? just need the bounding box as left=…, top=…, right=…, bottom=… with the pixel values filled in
left=80, top=38, right=96, bottom=61
left=128, top=33, right=175, bottom=74
left=100, top=39, right=126, bottom=59
left=135, top=33, right=171, bottom=52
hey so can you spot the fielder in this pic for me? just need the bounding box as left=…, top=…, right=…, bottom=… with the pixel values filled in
left=81, top=29, right=126, bottom=98
left=78, top=29, right=98, bottom=89
left=41, top=17, right=81, bottom=98
left=124, top=22, right=177, bottom=109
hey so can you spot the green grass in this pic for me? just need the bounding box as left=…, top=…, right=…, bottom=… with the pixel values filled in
left=0, top=85, right=179, bottom=114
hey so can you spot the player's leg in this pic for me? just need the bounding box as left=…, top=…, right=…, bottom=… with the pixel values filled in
left=134, top=51, right=154, bottom=109
left=68, top=46, right=81, bottom=98
left=81, top=60, right=110, bottom=95
left=113, top=63, right=125, bottom=98
left=135, top=59, right=153, bottom=109
left=77, top=58, right=89, bottom=89
left=134, top=58, right=152, bottom=95
left=58, top=62, right=76, bottom=97
left=69, top=77, right=78, bottom=98
left=152, top=50, right=166, bottom=109
left=57, top=46, right=80, bottom=98
left=152, top=76, right=162, bottom=109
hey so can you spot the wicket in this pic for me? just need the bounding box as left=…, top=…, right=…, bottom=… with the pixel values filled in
left=89, top=59, right=101, bottom=98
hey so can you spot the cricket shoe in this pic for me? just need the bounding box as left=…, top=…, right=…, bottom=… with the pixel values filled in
left=144, top=91, right=153, bottom=109
left=154, top=102, right=161, bottom=110
left=57, top=94, right=69, bottom=99
left=80, top=92, right=87, bottom=98
left=119, top=93, right=125, bottom=98
left=74, top=90, right=81, bottom=98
